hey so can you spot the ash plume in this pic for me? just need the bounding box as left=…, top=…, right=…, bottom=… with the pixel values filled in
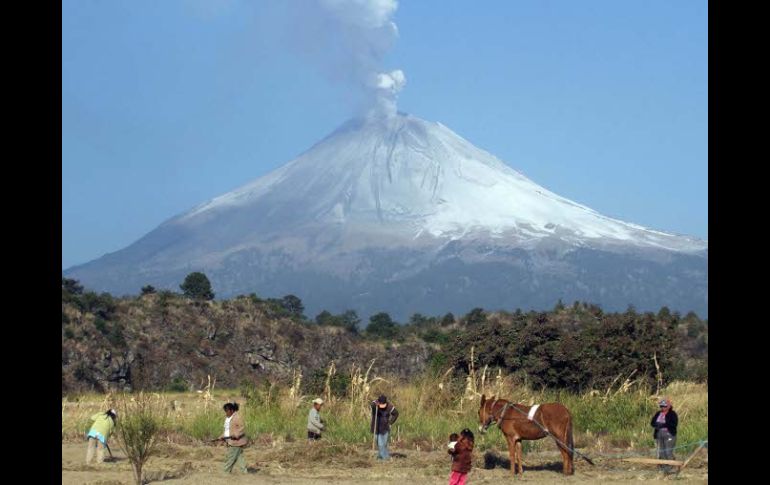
left=288, top=0, right=406, bottom=118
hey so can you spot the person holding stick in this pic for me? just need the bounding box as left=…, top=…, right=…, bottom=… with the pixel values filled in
left=85, top=409, right=117, bottom=464
left=370, top=395, right=399, bottom=460
left=217, top=402, right=248, bottom=474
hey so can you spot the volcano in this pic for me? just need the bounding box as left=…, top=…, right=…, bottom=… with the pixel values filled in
left=64, top=113, right=708, bottom=319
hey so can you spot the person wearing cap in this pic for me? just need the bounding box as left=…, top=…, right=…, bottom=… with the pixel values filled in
left=307, top=398, right=325, bottom=441
left=650, top=397, right=679, bottom=474
left=370, top=395, right=399, bottom=460
left=86, top=409, right=117, bottom=464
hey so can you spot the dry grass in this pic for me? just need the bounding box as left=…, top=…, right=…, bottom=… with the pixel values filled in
left=63, top=369, right=707, bottom=463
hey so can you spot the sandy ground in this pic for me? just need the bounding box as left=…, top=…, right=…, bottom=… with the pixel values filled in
left=62, top=441, right=707, bottom=484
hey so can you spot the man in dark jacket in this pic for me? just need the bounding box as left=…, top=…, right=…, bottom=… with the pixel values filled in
left=650, top=397, right=679, bottom=474
left=370, top=395, right=399, bottom=460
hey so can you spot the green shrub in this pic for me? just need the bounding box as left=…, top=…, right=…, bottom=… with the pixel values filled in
left=428, top=352, right=448, bottom=375
left=305, top=369, right=351, bottom=397
left=167, top=377, right=188, bottom=393
left=421, top=328, right=449, bottom=344
left=184, top=409, right=221, bottom=441
left=115, top=393, right=166, bottom=485
left=94, top=317, right=108, bottom=335
left=180, top=272, right=214, bottom=301
left=365, top=312, right=399, bottom=339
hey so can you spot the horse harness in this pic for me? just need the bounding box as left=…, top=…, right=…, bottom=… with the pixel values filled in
left=486, top=400, right=550, bottom=435
left=484, top=399, right=597, bottom=466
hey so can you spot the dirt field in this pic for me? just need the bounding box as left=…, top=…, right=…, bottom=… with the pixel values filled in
left=62, top=440, right=707, bottom=484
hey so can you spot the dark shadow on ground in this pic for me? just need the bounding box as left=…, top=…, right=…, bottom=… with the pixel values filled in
left=483, top=451, right=564, bottom=472
left=483, top=451, right=511, bottom=470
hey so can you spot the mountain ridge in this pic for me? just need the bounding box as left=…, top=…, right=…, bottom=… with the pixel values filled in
left=64, top=113, right=707, bottom=319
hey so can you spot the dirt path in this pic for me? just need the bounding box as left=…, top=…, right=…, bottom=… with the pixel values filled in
left=62, top=442, right=707, bottom=484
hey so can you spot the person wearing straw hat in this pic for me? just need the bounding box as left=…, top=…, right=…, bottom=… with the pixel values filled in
left=85, top=409, right=116, bottom=464
left=370, top=395, right=399, bottom=460
left=307, top=398, right=325, bottom=441
left=650, top=397, right=679, bottom=474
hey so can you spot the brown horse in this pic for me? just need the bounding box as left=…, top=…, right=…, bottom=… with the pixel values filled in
left=478, top=394, right=593, bottom=476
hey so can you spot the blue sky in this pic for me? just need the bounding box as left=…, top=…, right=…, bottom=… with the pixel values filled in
left=62, top=0, right=707, bottom=270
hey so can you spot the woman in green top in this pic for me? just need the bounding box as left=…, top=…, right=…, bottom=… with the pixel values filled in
left=86, top=409, right=116, bottom=464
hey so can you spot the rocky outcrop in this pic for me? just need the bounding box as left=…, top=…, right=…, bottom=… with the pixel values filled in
left=61, top=294, right=435, bottom=394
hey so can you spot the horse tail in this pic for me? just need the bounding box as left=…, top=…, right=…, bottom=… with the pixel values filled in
left=565, top=409, right=594, bottom=466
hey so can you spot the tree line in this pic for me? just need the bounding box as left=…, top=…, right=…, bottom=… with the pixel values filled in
left=62, top=272, right=707, bottom=392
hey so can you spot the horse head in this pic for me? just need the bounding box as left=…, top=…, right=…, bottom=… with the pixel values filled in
left=478, top=394, right=495, bottom=434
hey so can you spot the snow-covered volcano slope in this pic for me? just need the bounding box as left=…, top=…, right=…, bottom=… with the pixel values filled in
left=65, top=113, right=707, bottom=319
left=181, top=114, right=704, bottom=252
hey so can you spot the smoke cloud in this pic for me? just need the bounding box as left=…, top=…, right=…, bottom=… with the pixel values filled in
left=287, top=0, right=406, bottom=118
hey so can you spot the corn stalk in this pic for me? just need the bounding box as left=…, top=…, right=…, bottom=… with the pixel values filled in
left=653, top=352, right=663, bottom=397
left=284, top=367, right=305, bottom=411
left=324, top=361, right=336, bottom=404
left=460, top=346, right=478, bottom=410
left=348, top=359, right=385, bottom=417
left=198, top=375, right=216, bottom=411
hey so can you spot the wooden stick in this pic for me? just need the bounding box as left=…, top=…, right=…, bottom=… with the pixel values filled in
left=678, top=443, right=707, bottom=471
left=621, top=457, right=684, bottom=466
left=372, top=406, right=378, bottom=451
